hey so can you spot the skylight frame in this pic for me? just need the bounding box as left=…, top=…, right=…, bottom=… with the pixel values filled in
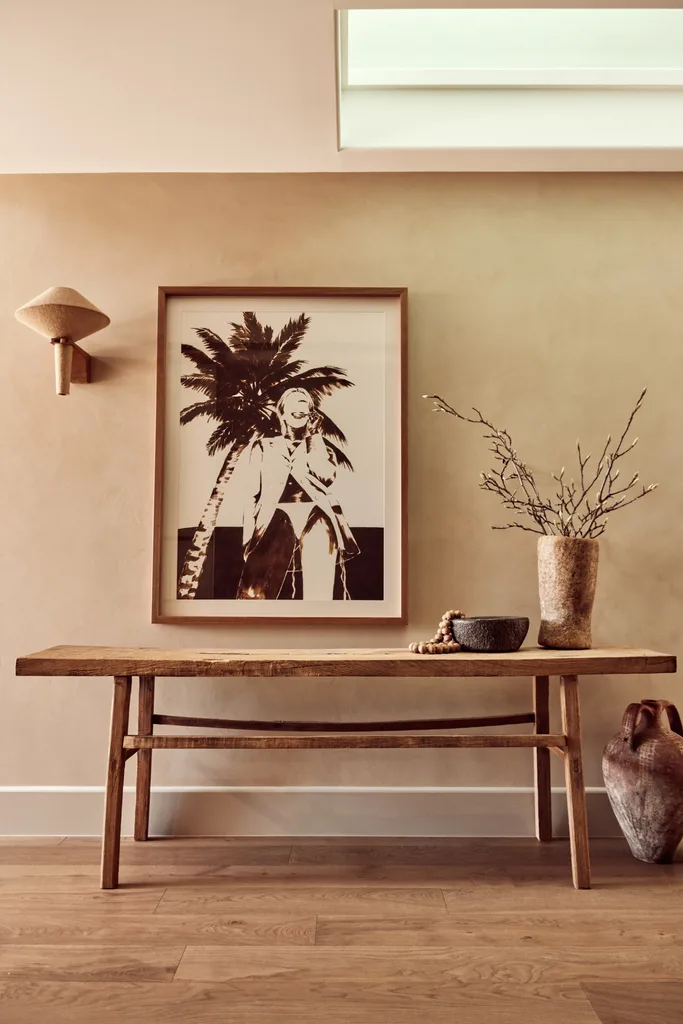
left=335, top=8, right=683, bottom=167
left=339, top=9, right=683, bottom=91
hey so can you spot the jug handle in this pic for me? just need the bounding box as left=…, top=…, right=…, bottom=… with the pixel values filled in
left=640, top=699, right=683, bottom=736
left=620, top=702, right=656, bottom=749
left=622, top=700, right=683, bottom=748
left=660, top=700, right=682, bottom=737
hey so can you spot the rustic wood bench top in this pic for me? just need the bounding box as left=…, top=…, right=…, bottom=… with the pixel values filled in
left=15, top=645, right=676, bottom=678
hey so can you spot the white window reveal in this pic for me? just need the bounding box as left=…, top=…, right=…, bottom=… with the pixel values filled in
left=337, top=9, right=683, bottom=168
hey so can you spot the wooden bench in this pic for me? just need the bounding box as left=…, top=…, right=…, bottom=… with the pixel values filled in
left=15, top=645, right=676, bottom=890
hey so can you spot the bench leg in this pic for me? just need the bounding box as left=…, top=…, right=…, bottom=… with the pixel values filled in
left=533, top=675, right=553, bottom=842
left=560, top=674, right=591, bottom=889
left=101, top=675, right=132, bottom=889
left=134, top=675, right=155, bottom=841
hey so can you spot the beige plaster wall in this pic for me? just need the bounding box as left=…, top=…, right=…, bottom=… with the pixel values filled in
left=0, top=173, right=681, bottom=809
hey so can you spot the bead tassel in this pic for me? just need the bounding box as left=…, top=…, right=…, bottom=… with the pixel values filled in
left=409, top=610, right=465, bottom=654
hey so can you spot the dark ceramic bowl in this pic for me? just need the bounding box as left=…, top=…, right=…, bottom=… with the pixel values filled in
left=450, top=616, right=530, bottom=654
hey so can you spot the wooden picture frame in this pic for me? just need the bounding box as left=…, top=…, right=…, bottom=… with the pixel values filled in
left=152, top=287, right=407, bottom=624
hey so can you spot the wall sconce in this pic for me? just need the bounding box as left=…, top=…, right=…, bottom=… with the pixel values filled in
left=15, top=286, right=110, bottom=396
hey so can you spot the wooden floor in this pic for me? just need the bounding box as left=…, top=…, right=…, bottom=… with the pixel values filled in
left=0, top=837, right=681, bottom=1023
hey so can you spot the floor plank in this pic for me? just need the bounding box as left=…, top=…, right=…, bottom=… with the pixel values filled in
left=63, top=837, right=290, bottom=847
left=0, top=864, right=539, bottom=889
left=315, top=911, right=683, bottom=947
left=0, top=839, right=678, bottom=892
left=0, top=945, right=184, bottom=982
left=444, top=882, right=683, bottom=912
left=6, top=838, right=292, bottom=866
left=174, top=944, right=683, bottom=992
left=0, top=981, right=602, bottom=1024
left=289, top=841, right=532, bottom=866
left=290, top=838, right=682, bottom=876
left=156, top=886, right=447, bottom=915
left=0, top=872, right=175, bottom=893
left=583, top=982, right=683, bottom=1024
left=0, top=910, right=315, bottom=945
left=286, top=837, right=631, bottom=864
left=0, top=837, right=65, bottom=846
left=0, top=890, right=166, bottom=911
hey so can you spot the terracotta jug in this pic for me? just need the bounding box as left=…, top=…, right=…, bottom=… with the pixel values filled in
left=603, top=700, right=683, bottom=863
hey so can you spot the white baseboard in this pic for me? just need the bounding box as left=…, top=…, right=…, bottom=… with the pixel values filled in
left=0, top=786, right=620, bottom=837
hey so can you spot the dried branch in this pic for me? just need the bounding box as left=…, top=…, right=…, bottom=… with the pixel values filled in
left=424, top=389, right=657, bottom=538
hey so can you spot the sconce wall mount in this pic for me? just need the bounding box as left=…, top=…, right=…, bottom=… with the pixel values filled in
left=15, top=286, right=110, bottom=396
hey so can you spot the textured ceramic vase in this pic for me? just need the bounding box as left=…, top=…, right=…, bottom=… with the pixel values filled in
left=603, top=700, right=683, bottom=863
left=537, top=536, right=599, bottom=649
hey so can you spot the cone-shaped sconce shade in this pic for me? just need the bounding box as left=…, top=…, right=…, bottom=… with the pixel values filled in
left=15, top=287, right=110, bottom=395
left=16, top=286, right=109, bottom=343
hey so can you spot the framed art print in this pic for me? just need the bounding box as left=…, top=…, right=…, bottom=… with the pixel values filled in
left=152, top=287, right=406, bottom=624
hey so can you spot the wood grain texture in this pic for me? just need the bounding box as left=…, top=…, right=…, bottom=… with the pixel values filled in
left=443, top=881, right=683, bottom=913
left=0, top=910, right=315, bottom=945
left=1, top=838, right=682, bottom=1024
left=15, top=645, right=676, bottom=677
left=0, top=891, right=166, bottom=911
left=152, top=711, right=537, bottom=732
left=134, top=675, right=155, bottom=841
left=1, top=838, right=674, bottom=888
left=561, top=674, right=591, bottom=889
left=0, top=843, right=77, bottom=865
left=0, top=944, right=183, bottom=981
left=4, top=858, right=676, bottom=892
left=173, top=943, right=683, bottom=991
left=122, top=733, right=566, bottom=750
left=314, top=912, right=683, bottom=947
left=0, top=871, right=226, bottom=891
left=533, top=676, right=553, bottom=842
left=288, top=841, right=581, bottom=867
left=0, top=981, right=602, bottom=1024
left=54, top=837, right=293, bottom=866
left=0, top=837, right=65, bottom=847
left=583, top=982, right=683, bottom=1024
left=101, top=676, right=131, bottom=889
left=156, top=886, right=448, bottom=916
left=0, top=839, right=290, bottom=864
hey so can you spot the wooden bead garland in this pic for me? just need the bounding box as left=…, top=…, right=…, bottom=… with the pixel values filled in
left=409, top=610, right=465, bottom=655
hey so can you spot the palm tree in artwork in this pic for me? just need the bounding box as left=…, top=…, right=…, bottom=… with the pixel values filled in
left=178, top=312, right=354, bottom=599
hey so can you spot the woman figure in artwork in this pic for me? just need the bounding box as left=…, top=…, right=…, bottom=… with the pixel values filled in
left=237, top=388, right=359, bottom=600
